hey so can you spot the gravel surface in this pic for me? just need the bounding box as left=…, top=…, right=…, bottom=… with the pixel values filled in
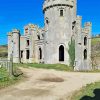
left=0, top=67, right=100, bottom=100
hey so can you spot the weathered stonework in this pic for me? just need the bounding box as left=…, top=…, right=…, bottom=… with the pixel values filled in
left=8, top=0, right=92, bottom=71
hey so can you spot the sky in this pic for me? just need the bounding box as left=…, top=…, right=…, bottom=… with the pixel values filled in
left=0, top=0, right=100, bottom=45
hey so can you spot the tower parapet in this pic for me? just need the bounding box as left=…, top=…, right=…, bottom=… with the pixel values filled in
left=43, top=0, right=74, bottom=13
left=24, top=24, right=35, bottom=35
left=84, top=22, right=92, bottom=35
left=84, top=22, right=92, bottom=27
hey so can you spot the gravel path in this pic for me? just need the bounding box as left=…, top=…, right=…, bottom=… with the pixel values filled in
left=0, top=67, right=100, bottom=100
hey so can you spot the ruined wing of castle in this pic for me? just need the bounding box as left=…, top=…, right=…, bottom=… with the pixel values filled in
left=8, top=0, right=92, bottom=71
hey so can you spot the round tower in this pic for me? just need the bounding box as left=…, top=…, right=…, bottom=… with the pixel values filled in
left=12, top=29, right=20, bottom=63
left=43, top=0, right=76, bottom=65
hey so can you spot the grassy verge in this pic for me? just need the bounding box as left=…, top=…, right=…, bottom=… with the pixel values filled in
left=14, top=63, right=100, bottom=72
left=14, top=63, right=74, bottom=71
left=0, top=67, right=23, bottom=89
left=71, top=82, right=100, bottom=100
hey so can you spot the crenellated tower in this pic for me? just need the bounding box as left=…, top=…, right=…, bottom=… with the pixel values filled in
left=43, top=0, right=77, bottom=64
left=75, top=16, right=92, bottom=71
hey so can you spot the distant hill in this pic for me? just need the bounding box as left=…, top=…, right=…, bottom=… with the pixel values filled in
left=92, top=37, right=100, bottom=67
left=0, top=45, right=8, bottom=58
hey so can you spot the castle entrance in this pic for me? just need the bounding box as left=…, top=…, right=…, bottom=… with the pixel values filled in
left=59, top=45, right=64, bottom=61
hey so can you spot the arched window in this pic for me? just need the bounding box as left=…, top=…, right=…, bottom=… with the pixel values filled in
left=60, top=9, right=63, bottom=16
left=84, top=37, right=87, bottom=46
left=59, top=45, right=64, bottom=61
left=84, top=49, right=87, bottom=60
left=39, top=48, right=42, bottom=59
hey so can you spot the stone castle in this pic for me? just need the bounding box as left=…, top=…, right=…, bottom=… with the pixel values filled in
left=8, top=0, right=92, bottom=71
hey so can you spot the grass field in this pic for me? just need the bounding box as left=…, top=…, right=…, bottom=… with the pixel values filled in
left=91, top=37, right=100, bottom=67
left=92, top=37, right=100, bottom=45
left=71, top=82, right=100, bottom=100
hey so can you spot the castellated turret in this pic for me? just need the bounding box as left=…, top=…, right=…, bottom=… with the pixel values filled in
left=83, top=22, right=92, bottom=70
left=43, top=0, right=77, bottom=64
left=75, top=16, right=92, bottom=71
left=12, top=29, right=20, bottom=63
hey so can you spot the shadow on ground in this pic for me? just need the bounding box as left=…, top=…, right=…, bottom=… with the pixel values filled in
left=80, top=89, right=100, bottom=100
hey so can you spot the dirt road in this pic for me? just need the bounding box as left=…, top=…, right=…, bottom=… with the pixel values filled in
left=0, top=67, right=100, bottom=100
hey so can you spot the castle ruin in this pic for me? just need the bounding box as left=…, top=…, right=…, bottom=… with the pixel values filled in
left=8, top=0, right=92, bottom=71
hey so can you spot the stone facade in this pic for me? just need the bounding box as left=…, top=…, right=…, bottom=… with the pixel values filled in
left=8, top=0, right=92, bottom=71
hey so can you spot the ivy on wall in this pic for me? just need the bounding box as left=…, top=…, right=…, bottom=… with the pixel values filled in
left=68, top=38, right=75, bottom=67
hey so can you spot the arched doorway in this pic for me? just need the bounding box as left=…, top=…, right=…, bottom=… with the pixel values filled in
left=59, top=45, right=64, bottom=61
left=84, top=49, right=87, bottom=60
left=39, top=48, right=42, bottom=60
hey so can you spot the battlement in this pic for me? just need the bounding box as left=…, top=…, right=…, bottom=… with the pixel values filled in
left=8, top=32, right=13, bottom=36
left=76, top=15, right=82, bottom=20
left=82, top=28, right=89, bottom=34
left=24, top=24, right=36, bottom=29
left=81, top=22, right=92, bottom=34
left=84, top=22, right=92, bottom=27
left=43, top=0, right=74, bottom=12
left=12, top=29, right=20, bottom=34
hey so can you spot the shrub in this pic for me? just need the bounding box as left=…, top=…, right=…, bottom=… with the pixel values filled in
left=68, top=38, right=75, bottom=67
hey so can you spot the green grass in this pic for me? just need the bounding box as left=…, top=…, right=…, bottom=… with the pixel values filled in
left=14, top=63, right=74, bottom=71
left=71, top=82, right=100, bottom=100
left=92, top=37, right=100, bottom=45
left=0, top=67, right=23, bottom=89
left=14, top=63, right=100, bottom=73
